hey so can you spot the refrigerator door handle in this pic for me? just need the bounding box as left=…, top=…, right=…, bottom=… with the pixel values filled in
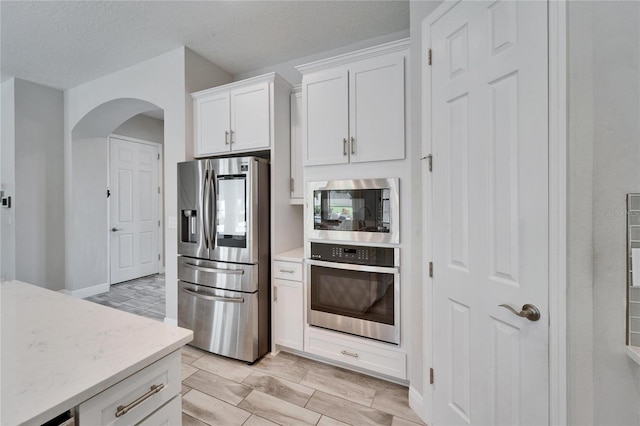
left=184, top=263, right=245, bottom=275
left=210, top=169, right=217, bottom=250
left=181, top=287, right=245, bottom=303
left=202, top=168, right=210, bottom=249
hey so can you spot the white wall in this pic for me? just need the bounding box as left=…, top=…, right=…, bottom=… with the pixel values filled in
left=64, top=47, right=230, bottom=323
left=234, top=30, right=409, bottom=85
left=14, top=79, right=65, bottom=290
left=114, top=114, right=164, bottom=144
left=1, top=80, right=15, bottom=281
left=567, top=1, right=640, bottom=424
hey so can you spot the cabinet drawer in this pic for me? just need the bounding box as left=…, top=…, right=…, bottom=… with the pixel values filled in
left=305, top=328, right=406, bottom=379
left=77, top=351, right=180, bottom=426
left=137, top=395, right=181, bottom=425
left=273, top=261, right=302, bottom=281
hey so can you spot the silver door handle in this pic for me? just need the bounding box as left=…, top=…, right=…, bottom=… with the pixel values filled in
left=181, top=288, right=244, bottom=303
left=184, top=263, right=244, bottom=275
left=230, top=130, right=234, bottom=144
left=225, top=130, right=230, bottom=145
left=343, top=138, right=348, bottom=156
left=111, top=227, right=122, bottom=232
left=341, top=350, right=359, bottom=358
left=350, top=136, right=356, bottom=155
left=202, top=169, right=210, bottom=249
left=279, top=269, right=296, bottom=274
left=499, top=303, right=540, bottom=321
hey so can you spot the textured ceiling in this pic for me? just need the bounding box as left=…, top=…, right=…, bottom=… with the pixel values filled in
left=1, top=0, right=410, bottom=90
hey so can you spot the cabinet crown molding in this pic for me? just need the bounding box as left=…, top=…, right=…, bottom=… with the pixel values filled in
left=191, top=72, right=292, bottom=99
left=295, top=38, right=409, bottom=75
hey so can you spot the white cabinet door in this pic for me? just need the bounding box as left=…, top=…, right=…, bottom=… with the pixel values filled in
left=290, top=90, right=303, bottom=201
left=195, top=93, right=230, bottom=157
left=230, top=82, right=271, bottom=152
left=273, top=278, right=303, bottom=351
left=303, top=68, right=349, bottom=166
left=349, top=54, right=405, bottom=163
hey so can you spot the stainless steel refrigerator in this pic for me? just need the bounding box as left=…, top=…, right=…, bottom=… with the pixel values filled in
left=177, top=156, right=269, bottom=363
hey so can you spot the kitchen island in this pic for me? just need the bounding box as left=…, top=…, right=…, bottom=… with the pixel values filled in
left=1, top=280, right=192, bottom=425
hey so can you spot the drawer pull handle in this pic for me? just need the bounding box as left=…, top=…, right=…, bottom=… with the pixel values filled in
left=341, top=350, right=359, bottom=359
left=279, top=269, right=295, bottom=274
left=115, top=383, right=165, bottom=417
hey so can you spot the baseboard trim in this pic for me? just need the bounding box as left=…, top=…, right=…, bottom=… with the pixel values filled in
left=164, top=317, right=177, bottom=326
left=409, top=386, right=426, bottom=423
left=59, top=282, right=109, bottom=299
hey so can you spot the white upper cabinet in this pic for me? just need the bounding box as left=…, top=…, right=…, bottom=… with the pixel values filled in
left=192, top=74, right=285, bottom=157
left=303, top=69, right=349, bottom=166
left=230, top=83, right=270, bottom=152
left=297, top=39, right=408, bottom=166
left=290, top=86, right=304, bottom=202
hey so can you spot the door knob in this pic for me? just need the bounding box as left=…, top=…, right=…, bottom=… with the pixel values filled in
left=111, top=227, right=122, bottom=232
left=499, top=303, right=540, bottom=321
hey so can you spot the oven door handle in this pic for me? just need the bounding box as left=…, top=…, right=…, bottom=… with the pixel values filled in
left=306, top=259, right=398, bottom=274
left=181, top=287, right=245, bottom=303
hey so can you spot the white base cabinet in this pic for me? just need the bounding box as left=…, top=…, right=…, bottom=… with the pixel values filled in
left=76, top=350, right=181, bottom=425
left=305, top=327, right=407, bottom=380
left=273, top=260, right=304, bottom=351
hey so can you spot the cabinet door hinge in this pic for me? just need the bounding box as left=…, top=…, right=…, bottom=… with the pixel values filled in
left=430, top=368, right=434, bottom=384
left=427, top=48, right=432, bottom=66
left=290, top=177, right=294, bottom=193
left=429, top=262, right=433, bottom=278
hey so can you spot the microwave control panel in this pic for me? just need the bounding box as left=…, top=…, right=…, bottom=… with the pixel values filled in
left=310, top=242, right=394, bottom=267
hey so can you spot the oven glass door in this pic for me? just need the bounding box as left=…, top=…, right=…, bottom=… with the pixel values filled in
left=308, top=261, right=399, bottom=344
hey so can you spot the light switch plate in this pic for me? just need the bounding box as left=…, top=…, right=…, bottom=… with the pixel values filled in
left=168, top=216, right=177, bottom=229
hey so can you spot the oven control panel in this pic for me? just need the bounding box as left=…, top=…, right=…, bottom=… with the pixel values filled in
left=310, top=242, right=394, bottom=267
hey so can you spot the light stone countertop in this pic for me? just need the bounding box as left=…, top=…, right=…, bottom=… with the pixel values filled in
left=1, top=281, right=193, bottom=425
left=273, top=247, right=304, bottom=263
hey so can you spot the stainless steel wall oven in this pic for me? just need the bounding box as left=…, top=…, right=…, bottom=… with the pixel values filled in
left=307, top=242, right=399, bottom=344
left=306, top=178, right=399, bottom=244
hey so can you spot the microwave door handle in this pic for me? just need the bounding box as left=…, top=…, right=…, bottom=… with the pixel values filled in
left=184, top=263, right=245, bottom=275
left=181, top=287, right=244, bottom=303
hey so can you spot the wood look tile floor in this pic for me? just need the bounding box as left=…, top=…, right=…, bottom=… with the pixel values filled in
left=86, top=275, right=425, bottom=426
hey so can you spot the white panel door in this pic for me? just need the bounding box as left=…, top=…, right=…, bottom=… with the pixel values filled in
left=349, top=53, right=405, bottom=163
left=110, top=137, right=160, bottom=284
left=429, top=1, right=549, bottom=425
left=230, top=82, right=271, bottom=152
left=303, top=68, right=349, bottom=166
left=195, top=93, right=231, bottom=156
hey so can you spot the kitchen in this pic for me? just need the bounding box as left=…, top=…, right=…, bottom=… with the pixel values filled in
left=2, top=1, right=640, bottom=425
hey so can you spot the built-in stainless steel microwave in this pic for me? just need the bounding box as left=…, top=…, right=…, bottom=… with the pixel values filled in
left=306, top=178, right=399, bottom=244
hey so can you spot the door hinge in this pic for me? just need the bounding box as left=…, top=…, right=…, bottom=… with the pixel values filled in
left=427, top=48, right=432, bottom=66
left=421, top=154, right=433, bottom=172
left=158, top=186, right=161, bottom=194
left=290, top=177, right=294, bottom=193
left=429, top=262, right=433, bottom=278
left=430, top=368, right=434, bottom=384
